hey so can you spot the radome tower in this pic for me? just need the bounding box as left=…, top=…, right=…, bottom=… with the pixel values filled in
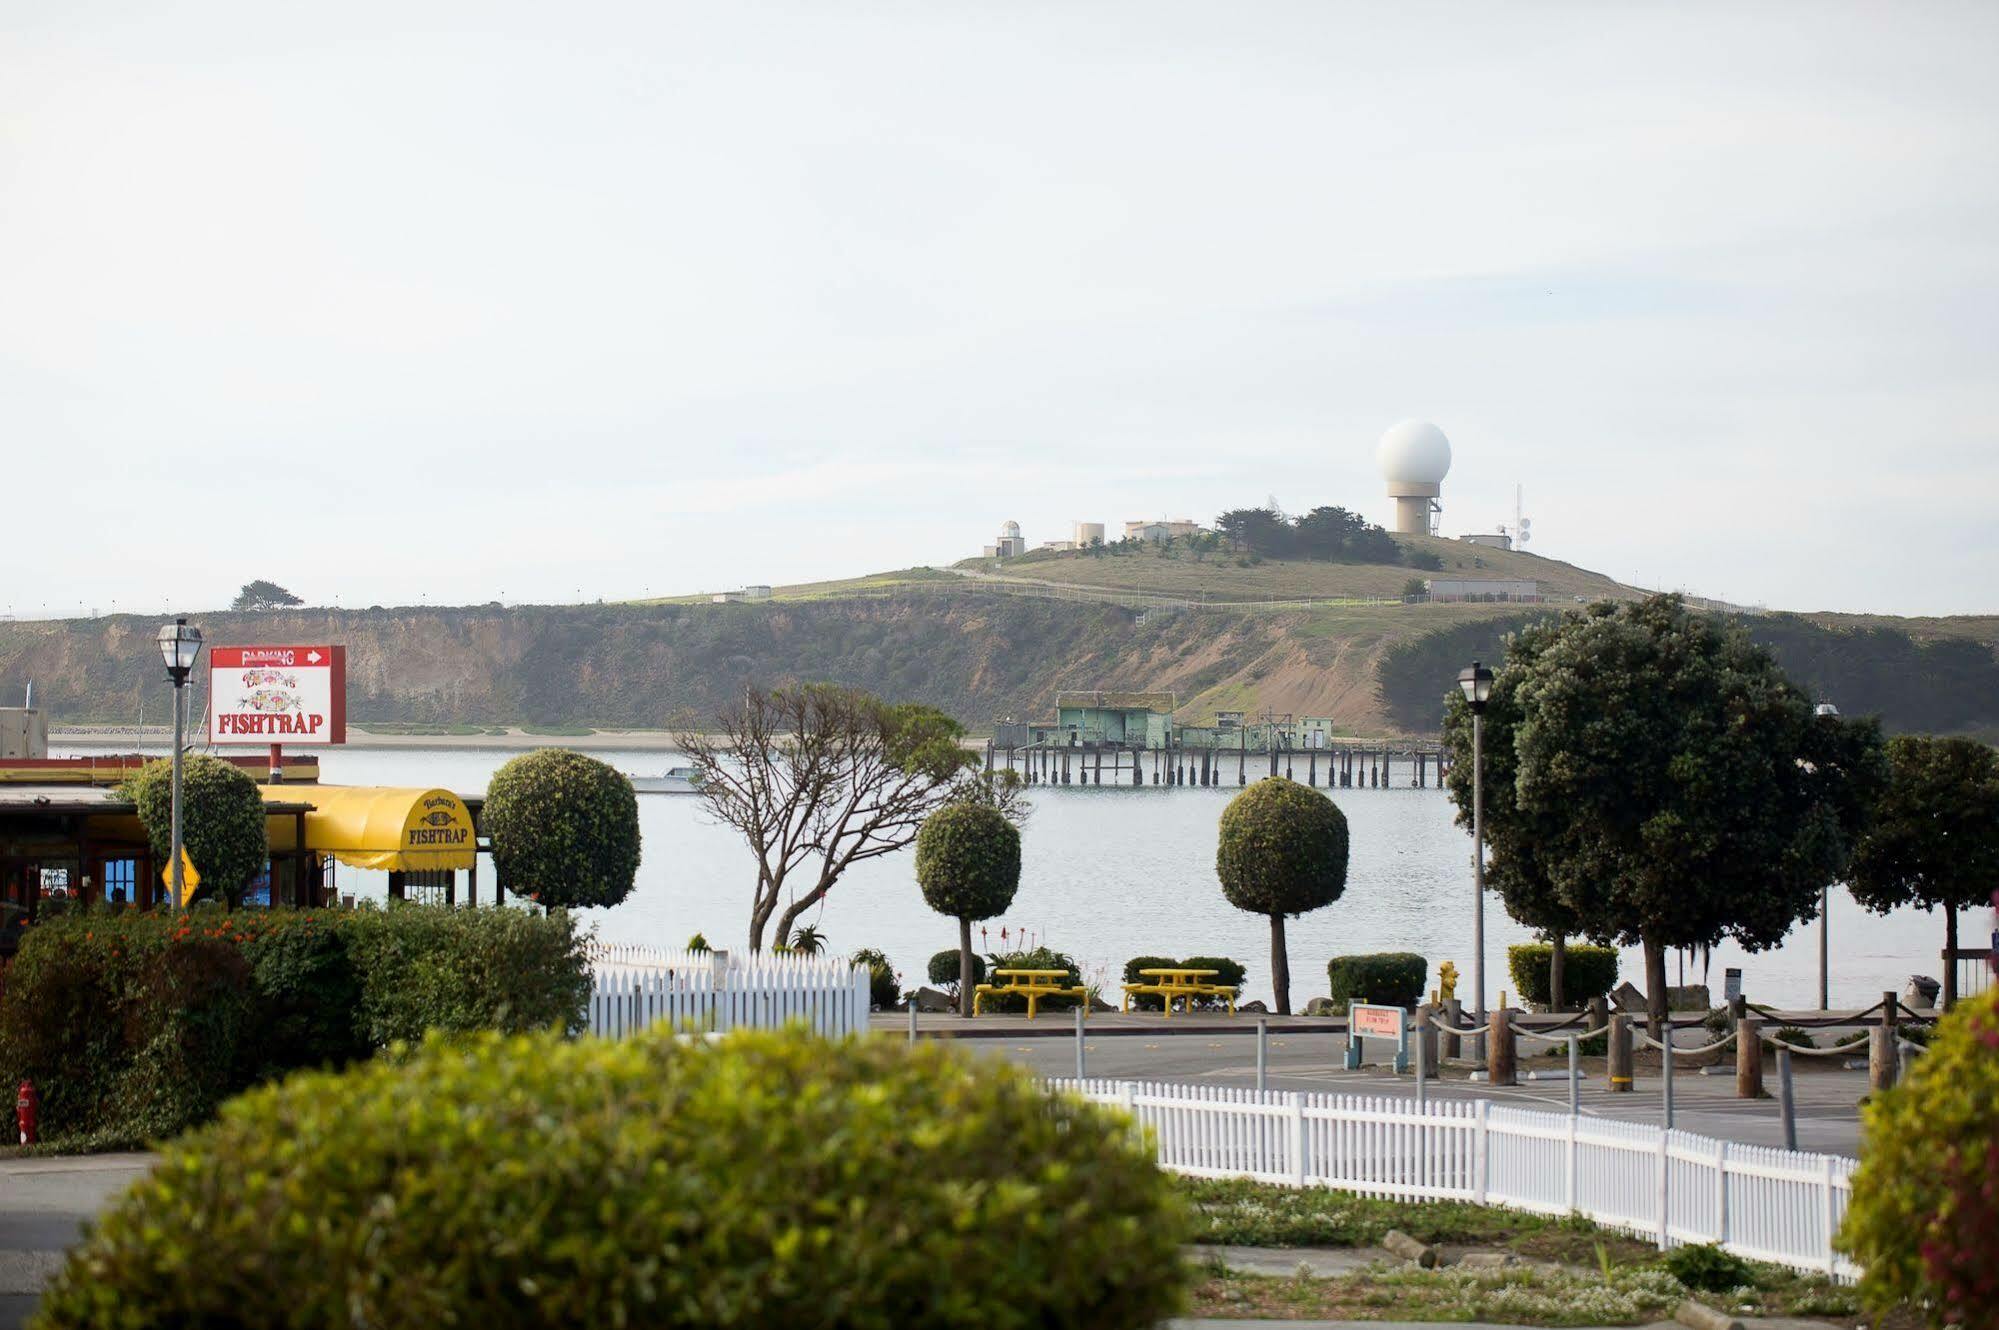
left=1377, top=420, right=1452, bottom=535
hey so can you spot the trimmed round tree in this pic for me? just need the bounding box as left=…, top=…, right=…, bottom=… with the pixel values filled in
left=1216, top=777, right=1350, bottom=1015
left=484, top=750, right=641, bottom=910
left=915, top=802, right=1021, bottom=1016
left=124, top=754, right=269, bottom=907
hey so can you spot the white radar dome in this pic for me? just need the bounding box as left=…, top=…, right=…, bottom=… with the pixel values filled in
left=1001, top=520, right=1021, bottom=537
left=1376, top=420, right=1452, bottom=485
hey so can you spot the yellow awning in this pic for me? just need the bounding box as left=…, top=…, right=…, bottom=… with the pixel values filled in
left=262, top=786, right=477, bottom=872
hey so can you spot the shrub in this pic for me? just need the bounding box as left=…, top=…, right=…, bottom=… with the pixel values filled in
left=1326, top=953, right=1426, bottom=1011
left=32, top=1027, right=1189, bottom=1329
left=1770, top=1025, right=1814, bottom=1050
left=685, top=932, right=710, bottom=951
left=927, top=948, right=986, bottom=990
left=0, top=907, right=592, bottom=1147
left=1179, top=955, right=1248, bottom=1011
left=1122, top=955, right=1180, bottom=1011
left=1506, top=943, right=1619, bottom=1009
left=1663, top=1242, right=1755, bottom=1293
left=484, top=749, right=642, bottom=909
left=342, top=905, right=594, bottom=1045
left=121, top=755, right=269, bottom=906
left=850, top=947, right=900, bottom=1010
left=1840, top=988, right=1999, bottom=1326
left=983, top=946, right=1083, bottom=1013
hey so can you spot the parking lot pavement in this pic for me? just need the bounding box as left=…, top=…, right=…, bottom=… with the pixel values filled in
left=965, top=1029, right=1867, bottom=1157
left=0, top=1154, right=154, bottom=1330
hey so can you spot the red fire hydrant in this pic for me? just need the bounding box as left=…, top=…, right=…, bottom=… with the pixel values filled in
left=15, top=1079, right=37, bottom=1146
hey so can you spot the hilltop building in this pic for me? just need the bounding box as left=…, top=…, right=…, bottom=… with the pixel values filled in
left=1378, top=420, right=1452, bottom=535
left=1123, top=518, right=1204, bottom=544
left=982, top=520, right=1027, bottom=558
left=1425, top=578, right=1541, bottom=603
left=1459, top=533, right=1512, bottom=550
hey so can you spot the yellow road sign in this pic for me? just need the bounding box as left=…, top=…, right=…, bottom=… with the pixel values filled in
left=159, top=849, right=200, bottom=906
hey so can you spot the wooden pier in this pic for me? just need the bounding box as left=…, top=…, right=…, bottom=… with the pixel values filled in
left=984, top=735, right=1450, bottom=790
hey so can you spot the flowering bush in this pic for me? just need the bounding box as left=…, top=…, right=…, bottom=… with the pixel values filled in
left=33, top=1027, right=1188, bottom=1329
left=1838, top=986, right=1999, bottom=1326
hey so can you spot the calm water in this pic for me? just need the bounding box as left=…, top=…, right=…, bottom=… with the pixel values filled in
left=64, top=744, right=1963, bottom=1009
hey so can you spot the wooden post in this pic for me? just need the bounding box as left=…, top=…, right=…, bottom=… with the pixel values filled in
left=1735, top=1016, right=1763, bottom=1098
left=1608, top=1013, right=1634, bottom=1093
left=1238, top=734, right=1246, bottom=784
left=1443, top=996, right=1462, bottom=1061
left=1488, top=1007, right=1516, bottom=1086
left=1586, top=994, right=1609, bottom=1041
left=1415, top=1002, right=1439, bottom=1077
left=1869, top=989, right=1899, bottom=1093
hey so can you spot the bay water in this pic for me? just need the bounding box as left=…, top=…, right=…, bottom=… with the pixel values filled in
left=66, top=743, right=1963, bottom=1010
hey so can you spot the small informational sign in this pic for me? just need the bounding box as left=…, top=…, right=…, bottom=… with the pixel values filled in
left=208, top=646, right=346, bottom=745
left=1345, top=1002, right=1411, bottom=1072
left=1724, top=968, right=1743, bottom=1003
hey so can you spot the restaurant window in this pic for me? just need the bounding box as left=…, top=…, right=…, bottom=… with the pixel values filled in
left=103, top=859, right=137, bottom=907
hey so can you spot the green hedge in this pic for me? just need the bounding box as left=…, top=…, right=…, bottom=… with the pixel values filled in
left=1120, top=956, right=1248, bottom=1012
left=1326, top=953, right=1427, bottom=1011
left=0, top=906, right=591, bottom=1147
left=33, top=1027, right=1189, bottom=1329
left=1122, top=955, right=1179, bottom=1011
left=1506, top=943, right=1620, bottom=1009
left=927, top=949, right=986, bottom=988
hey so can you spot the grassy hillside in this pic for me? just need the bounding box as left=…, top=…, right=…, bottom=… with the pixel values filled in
left=951, top=534, right=1641, bottom=604
left=6, top=558, right=1993, bottom=742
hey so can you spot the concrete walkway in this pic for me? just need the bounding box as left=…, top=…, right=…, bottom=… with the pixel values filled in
left=0, top=1153, right=153, bottom=1330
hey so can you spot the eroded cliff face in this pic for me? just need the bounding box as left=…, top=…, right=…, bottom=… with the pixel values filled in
left=0, top=596, right=1390, bottom=733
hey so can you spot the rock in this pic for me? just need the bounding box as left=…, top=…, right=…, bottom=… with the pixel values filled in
left=1903, top=975, right=1940, bottom=1010
left=1381, top=1229, right=1438, bottom=1268
left=1666, top=984, right=1710, bottom=1011
left=1238, top=1000, right=1269, bottom=1013
left=1088, top=994, right=1116, bottom=1013
left=1611, top=982, right=1647, bottom=1013
left=1675, top=1299, right=1743, bottom=1330
left=911, top=986, right=955, bottom=1013
left=1454, top=1251, right=1519, bottom=1269
left=1302, top=997, right=1339, bottom=1016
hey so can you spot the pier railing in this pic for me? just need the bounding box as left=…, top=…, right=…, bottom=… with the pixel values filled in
left=1048, top=1079, right=1859, bottom=1281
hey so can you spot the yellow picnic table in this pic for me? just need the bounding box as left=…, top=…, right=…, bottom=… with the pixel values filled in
left=973, top=968, right=1088, bottom=1019
left=1123, top=967, right=1235, bottom=1016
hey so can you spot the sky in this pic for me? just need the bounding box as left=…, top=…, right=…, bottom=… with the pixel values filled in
left=4, top=1, right=1996, bottom=619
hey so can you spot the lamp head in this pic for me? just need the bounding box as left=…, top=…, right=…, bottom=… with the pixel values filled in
left=1458, top=660, right=1495, bottom=713
left=157, top=617, right=203, bottom=681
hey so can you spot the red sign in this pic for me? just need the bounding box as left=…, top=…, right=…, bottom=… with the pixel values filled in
left=207, top=646, right=346, bottom=745
left=1349, top=1004, right=1404, bottom=1039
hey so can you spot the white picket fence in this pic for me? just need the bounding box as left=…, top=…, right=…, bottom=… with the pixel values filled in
left=1050, top=1080, right=1858, bottom=1281
left=589, top=946, right=871, bottom=1039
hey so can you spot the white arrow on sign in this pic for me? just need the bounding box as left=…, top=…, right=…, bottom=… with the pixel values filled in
left=306, top=650, right=323, bottom=663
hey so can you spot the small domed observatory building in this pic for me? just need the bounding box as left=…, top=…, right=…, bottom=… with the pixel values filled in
left=1377, top=420, right=1452, bottom=535
left=984, top=520, right=1027, bottom=558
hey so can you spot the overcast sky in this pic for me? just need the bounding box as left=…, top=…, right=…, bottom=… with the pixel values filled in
left=4, top=2, right=1995, bottom=619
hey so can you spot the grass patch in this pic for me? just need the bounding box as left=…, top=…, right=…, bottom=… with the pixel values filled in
left=1191, top=1263, right=1685, bottom=1325
left=351, top=721, right=491, bottom=736
left=1176, top=1178, right=1861, bottom=1323
left=520, top=723, right=595, bottom=737
left=1175, top=1177, right=1651, bottom=1265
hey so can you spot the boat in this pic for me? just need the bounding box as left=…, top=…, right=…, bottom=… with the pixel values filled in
left=628, top=765, right=705, bottom=794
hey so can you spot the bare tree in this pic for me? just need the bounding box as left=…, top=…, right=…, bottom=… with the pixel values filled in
left=678, top=683, right=978, bottom=951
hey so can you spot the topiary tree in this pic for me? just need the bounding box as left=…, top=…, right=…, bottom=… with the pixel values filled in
left=927, top=949, right=985, bottom=994
left=122, top=755, right=269, bottom=907
left=1848, top=735, right=1999, bottom=1008
left=916, top=802, right=1022, bottom=1016
left=1838, top=987, right=1999, bottom=1325
left=1215, top=777, right=1350, bottom=1015
left=483, top=749, right=641, bottom=910
left=31, top=1026, right=1190, bottom=1329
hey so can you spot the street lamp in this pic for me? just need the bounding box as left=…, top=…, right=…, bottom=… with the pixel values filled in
left=156, top=618, right=203, bottom=909
left=1814, top=700, right=1839, bottom=1011
left=1458, top=660, right=1495, bottom=1022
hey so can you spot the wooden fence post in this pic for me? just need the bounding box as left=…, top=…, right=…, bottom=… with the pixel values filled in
left=1736, top=1017, right=1764, bottom=1098
left=1488, top=1007, right=1516, bottom=1086
left=1608, top=1013, right=1634, bottom=1093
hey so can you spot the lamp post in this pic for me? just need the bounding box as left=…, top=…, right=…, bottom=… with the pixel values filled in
left=1458, top=660, right=1495, bottom=1021
left=1813, top=701, right=1839, bottom=1011
left=157, top=618, right=203, bottom=909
